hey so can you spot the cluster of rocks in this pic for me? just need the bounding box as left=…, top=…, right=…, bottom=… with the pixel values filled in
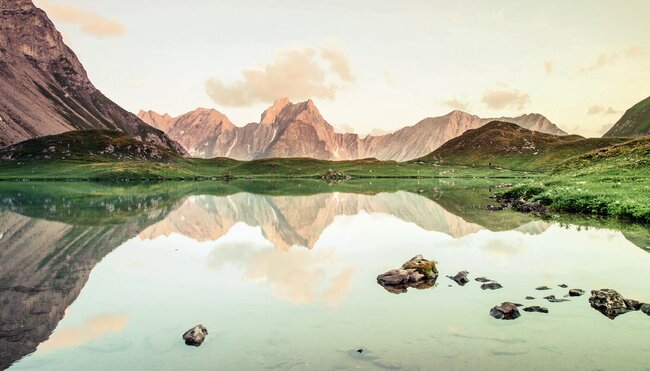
left=494, top=197, right=547, bottom=214
left=376, top=255, right=438, bottom=294
left=322, top=169, right=351, bottom=181
left=377, top=258, right=649, bottom=323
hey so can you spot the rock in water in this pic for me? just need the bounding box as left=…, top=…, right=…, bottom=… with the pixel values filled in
left=588, top=289, right=639, bottom=319
left=376, top=255, right=438, bottom=294
left=183, top=324, right=208, bottom=346
left=558, top=284, right=568, bottom=288
left=447, top=271, right=469, bottom=286
left=543, top=295, right=570, bottom=303
left=568, top=289, right=585, bottom=297
left=523, top=306, right=549, bottom=313
left=525, top=296, right=535, bottom=300
left=481, top=282, right=503, bottom=290
left=535, top=286, right=551, bottom=290
left=641, top=304, right=650, bottom=316
left=490, top=302, right=521, bottom=320
left=475, top=277, right=492, bottom=283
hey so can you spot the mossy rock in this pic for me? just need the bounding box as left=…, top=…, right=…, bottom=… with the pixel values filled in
left=401, top=255, right=438, bottom=278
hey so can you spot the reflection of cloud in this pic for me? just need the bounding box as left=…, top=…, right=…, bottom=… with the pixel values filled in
left=482, top=237, right=527, bottom=257
left=207, top=242, right=353, bottom=305
left=40, top=314, right=128, bottom=352
left=206, top=47, right=354, bottom=107
left=322, top=268, right=355, bottom=307
left=443, top=98, right=469, bottom=111
left=38, top=0, right=126, bottom=38
left=482, top=86, right=531, bottom=111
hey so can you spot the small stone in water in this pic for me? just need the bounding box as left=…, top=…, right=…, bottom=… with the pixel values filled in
left=536, top=286, right=551, bottom=290
left=490, top=302, right=521, bottom=320
left=558, top=284, right=568, bottom=288
left=544, top=295, right=570, bottom=303
left=525, top=296, right=535, bottom=300
left=523, top=306, right=549, bottom=313
left=568, top=289, right=585, bottom=297
left=357, top=348, right=364, bottom=353
left=475, top=277, right=492, bottom=283
left=481, top=282, right=503, bottom=290
left=182, top=324, right=208, bottom=346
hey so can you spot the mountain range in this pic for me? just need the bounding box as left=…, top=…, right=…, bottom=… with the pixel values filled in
left=0, top=0, right=184, bottom=154
left=139, top=99, right=567, bottom=161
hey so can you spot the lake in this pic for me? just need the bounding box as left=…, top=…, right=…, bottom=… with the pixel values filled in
left=1, top=180, right=649, bottom=370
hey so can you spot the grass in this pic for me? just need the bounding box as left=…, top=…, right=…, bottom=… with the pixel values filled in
left=0, top=156, right=533, bottom=181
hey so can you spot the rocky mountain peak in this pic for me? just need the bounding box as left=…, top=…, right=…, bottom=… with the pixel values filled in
left=260, top=98, right=291, bottom=124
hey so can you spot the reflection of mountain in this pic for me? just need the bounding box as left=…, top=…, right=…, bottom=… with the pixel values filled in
left=0, top=202, right=173, bottom=369
left=139, top=191, right=484, bottom=249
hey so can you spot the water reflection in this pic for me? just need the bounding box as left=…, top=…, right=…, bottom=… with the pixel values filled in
left=0, top=181, right=648, bottom=370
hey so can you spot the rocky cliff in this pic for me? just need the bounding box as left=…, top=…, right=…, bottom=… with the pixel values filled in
left=0, top=0, right=184, bottom=154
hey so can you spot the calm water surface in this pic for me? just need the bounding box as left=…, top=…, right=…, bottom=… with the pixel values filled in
left=1, top=181, right=648, bottom=370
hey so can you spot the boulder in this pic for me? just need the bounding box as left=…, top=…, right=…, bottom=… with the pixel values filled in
left=447, top=271, right=469, bottom=286
left=523, top=306, right=548, bottom=313
left=490, top=302, right=521, bottom=320
left=588, top=289, right=639, bottom=319
left=182, top=324, right=208, bottom=346
left=481, top=282, right=503, bottom=290
left=376, top=255, right=438, bottom=294
left=568, top=289, right=585, bottom=297
left=400, top=255, right=438, bottom=278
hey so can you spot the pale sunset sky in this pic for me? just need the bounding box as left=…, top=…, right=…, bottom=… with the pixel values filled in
left=34, top=0, right=650, bottom=137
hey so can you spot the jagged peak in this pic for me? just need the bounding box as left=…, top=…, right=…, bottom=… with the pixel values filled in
left=260, top=98, right=292, bottom=124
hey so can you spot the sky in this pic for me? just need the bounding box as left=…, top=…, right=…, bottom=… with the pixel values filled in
left=34, top=0, right=650, bottom=137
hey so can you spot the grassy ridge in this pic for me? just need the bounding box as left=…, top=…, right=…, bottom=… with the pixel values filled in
left=418, top=121, right=626, bottom=171
left=604, top=95, right=650, bottom=137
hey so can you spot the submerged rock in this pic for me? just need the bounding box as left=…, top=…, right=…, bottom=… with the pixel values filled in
left=568, top=289, right=585, bottom=297
left=523, top=306, right=548, bottom=313
left=544, top=295, right=570, bottom=303
left=481, top=282, right=503, bottom=290
left=490, top=302, right=521, bottom=320
left=376, top=255, right=438, bottom=294
left=447, top=271, right=469, bottom=286
left=182, top=324, right=208, bottom=346
left=641, top=304, right=650, bottom=316
left=535, top=286, right=551, bottom=291
left=525, top=296, right=535, bottom=300
left=558, top=284, right=568, bottom=288
left=475, top=277, right=492, bottom=283
left=588, top=289, right=640, bottom=319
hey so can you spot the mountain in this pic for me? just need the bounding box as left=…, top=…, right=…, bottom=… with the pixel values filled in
left=603, top=96, right=650, bottom=137
left=0, top=0, right=184, bottom=154
left=139, top=100, right=567, bottom=161
left=419, top=121, right=625, bottom=170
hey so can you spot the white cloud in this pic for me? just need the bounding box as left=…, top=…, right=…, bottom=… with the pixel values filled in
left=206, top=47, right=355, bottom=107
left=38, top=0, right=126, bottom=38
left=481, top=86, right=531, bottom=111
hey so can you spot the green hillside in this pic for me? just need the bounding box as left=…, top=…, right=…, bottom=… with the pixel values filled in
left=417, top=121, right=625, bottom=170
left=604, top=95, right=650, bottom=137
